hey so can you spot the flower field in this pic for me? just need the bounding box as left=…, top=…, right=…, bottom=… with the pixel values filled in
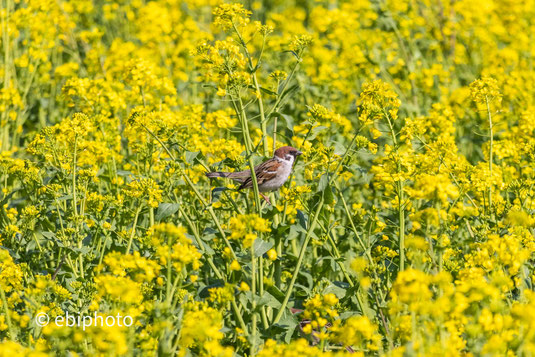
left=2, top=0, right=535, bottom=355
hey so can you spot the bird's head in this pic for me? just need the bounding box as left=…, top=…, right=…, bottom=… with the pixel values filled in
left=274, top=146, right=303, bottom=163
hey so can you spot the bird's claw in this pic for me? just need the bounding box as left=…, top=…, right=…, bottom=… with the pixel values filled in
left=260, top=193, right=271, bottom=205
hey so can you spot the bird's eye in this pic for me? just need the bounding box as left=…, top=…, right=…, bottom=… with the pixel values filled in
left=290, top=150, right=296, bottom=155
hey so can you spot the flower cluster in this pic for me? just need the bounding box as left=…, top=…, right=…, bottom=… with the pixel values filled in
left=301, top=293, right=339, bottom=337
left=229, top=214, right=271, bottom=248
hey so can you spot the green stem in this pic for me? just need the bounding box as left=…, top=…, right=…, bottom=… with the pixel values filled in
left=334, top=181, right=374, bottom=264
left=486, top=96, right=493, bottom=214
left=166, top=233, right=172, bottom=302
left=125, top=205, right=142, bottom=254
left=1, top=0, right=12, bottom=152
left=32, top=232, right=43, bottom=253
left=250, top=245, right=257, bottom=355
left=72, top=136, right=78, bottom=216
left=383, top=109, right=398, bottom=146
left=266, top=55, right=301, bottom=118
left=139, top=122, right=237, bottom=259
left=326, top=232, right=356, bottom=287
left=383, top=109, right=405, bottom=271
left=98, top=233, right=110, bottom=266
left=167, top=273, right=183, bottom=307
left=272, top=116, right=277, bottom=154
left=398, top=181, right=405, bottom=271
left=65, top=255, right=79, bottom=279
left=272, top=131, right=363, bottom=324
left=0, top=284, right=15, bottom=340
left=232, top=22, right=269, bottom=157
left=319, top=201, right=380, bottom=316
left=273, top=195, right=324, bottom=324
left=177, top=204, right=248, bottom=335
left=259, top=255, right=269, bottom=329
left=276, top=126, right=313, bottom=287
left=233, top=96, right=263, bottom=213
left=73, top=136, right=84, bottom=278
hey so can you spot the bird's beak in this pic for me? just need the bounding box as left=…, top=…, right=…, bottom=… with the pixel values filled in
left=295, top=150, right=303, bottom=156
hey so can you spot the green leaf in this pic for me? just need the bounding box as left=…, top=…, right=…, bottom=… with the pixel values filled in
left=258, top=292, right=282, bottom=308
left=253, top=238, right=273, bottom=257
left=73, top=246, right=91, bottom=255
left=41, top=231, right=56, bottom=239
left=211, top=187, right=228, bottom=202
left=155, top=203, right=180, bottom=221
left=116, top=170, right=133, bottom=176
left=282, top=50, right=299, bottom=61
left=287, top=224, right=305, bottom=241
left=278, top=83, right=299, bottom=101
left=202, top=84, right=218, bottom=90
left=317, top=174, right=334, bottom=203
left=259, top=86, right=277, bottom=96
left=267, top=285, right=285, bottom=300
left=188, top=233, right=214, bottom=255
left=185, top=151, right=200, bottom=164
left=296, top=209, right=307, bottom=230
left=324, top=184, right=334, bottom=204
left=294, top=283, right=311, bottom=295
left=274, top=309, right=299, bottom=343
left=270, top=112, right=294, bottom=132
left=323, top=282, right=348, bottom=298
left=317, top=174, right=329, bottom=192
left=308, top=125, right=327, bottom=140
left=201, top=227, right=218, bottom=241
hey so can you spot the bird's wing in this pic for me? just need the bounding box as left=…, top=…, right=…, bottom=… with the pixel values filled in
left=238, top=159, right=281, bottom=190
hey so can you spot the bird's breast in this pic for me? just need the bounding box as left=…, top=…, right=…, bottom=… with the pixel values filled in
left=259, top=162, right=292, bottom=192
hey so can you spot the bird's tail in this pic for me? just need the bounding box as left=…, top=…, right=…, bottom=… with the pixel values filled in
left=206, top=171, right=230, bottom=179
left=206, top=170, right=249, bottom=183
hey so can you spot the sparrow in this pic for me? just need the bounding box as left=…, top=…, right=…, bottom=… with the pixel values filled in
left=206, top=146, right=303, bottom=204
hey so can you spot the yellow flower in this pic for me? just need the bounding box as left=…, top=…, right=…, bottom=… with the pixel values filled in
left=470, top=77, right=502, bottom=105
left=302, top=293, right=339, bottom=332
left=359, top=79, right=401, bottom=119
left=230, top=260, right=241, bottom=271
left=123, top=178, right=163, bottom=208
left=323, top=293, right=338, bottom=307
left=148, top=223, right=202, bottom=272
left=212, top=3, right=251, bottom=30
left=0, top=248, right=23, bottom=294
left=290, top=34, right=313, bottom=54
left=266, top=249, right=277, bottom=261
left=229, top=214, right=271, bottom=248
left=208, top=284, right=235, bottom=304
left=0, top=341, right=48, bottom=356
left=179, top=302, right=233, bottom=355
left=269, top=70, right=288, bottom=82
left=331, top=315, right=381, bottom=350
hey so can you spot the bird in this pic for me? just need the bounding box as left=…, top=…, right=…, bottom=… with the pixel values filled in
left=206, top=146, right=303, bottom=204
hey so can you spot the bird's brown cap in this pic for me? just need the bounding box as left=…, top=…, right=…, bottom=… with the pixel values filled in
left=274, top=146, right=302, bottom=158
